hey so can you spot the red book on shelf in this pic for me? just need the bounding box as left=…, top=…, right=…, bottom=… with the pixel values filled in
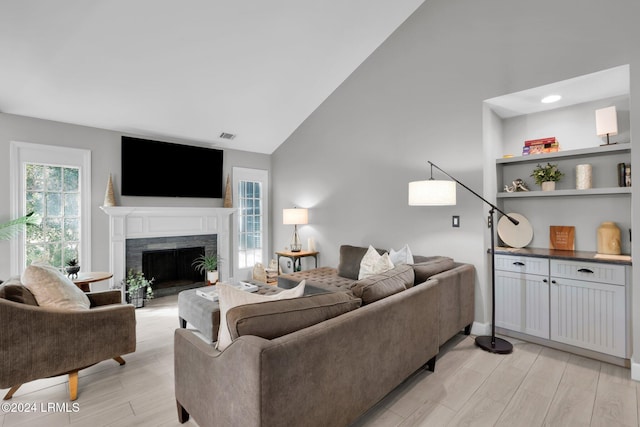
left=524, top=137, right=557, bottom=146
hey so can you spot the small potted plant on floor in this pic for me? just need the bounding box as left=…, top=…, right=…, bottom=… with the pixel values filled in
left=531, top=163, right=564, bottom=191
left=192, top=254, right=219, bottom=284
left=124, top=269, right=154, bottom=308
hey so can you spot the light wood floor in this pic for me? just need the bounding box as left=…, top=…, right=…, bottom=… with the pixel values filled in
left=2, top=295, right=639, bottom=426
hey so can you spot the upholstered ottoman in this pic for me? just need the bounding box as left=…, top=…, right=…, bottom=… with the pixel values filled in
left=178, top=283, right=282, bottom=343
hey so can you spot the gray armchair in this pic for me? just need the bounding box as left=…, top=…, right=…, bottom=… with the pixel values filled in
left=0, top=283, right=136, bottom=400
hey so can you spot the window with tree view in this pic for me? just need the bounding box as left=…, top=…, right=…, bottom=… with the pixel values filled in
left=25, top=164, right=81, bottom=269
left=237, top=180, right=263, bottom=269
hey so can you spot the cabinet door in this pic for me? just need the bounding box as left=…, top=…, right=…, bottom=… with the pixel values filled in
left=550, top=276, right=625, bottom=357
left=495, top=270, right=549, bottom=339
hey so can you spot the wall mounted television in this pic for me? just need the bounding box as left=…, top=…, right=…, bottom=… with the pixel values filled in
left=121, top=136, right=223, bottom=198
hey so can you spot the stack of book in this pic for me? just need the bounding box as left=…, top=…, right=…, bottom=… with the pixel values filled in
left=522, top=137, right=559, bottom=156
left=265, top=268, right=278, bottom=284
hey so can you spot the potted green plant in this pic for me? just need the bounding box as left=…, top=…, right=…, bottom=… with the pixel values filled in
left=124, top=269, right=154, bottom=308
left=192, top=254, right=219, bottom=284
left=531, top=163, right=564, bottom=191
left=0, top=211, right=41, bottom=241
left=64, top=256, right=81, bottom=279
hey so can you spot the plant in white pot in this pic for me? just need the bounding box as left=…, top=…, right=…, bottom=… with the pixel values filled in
left=531, top=162, right=564, bottom=191
left=192, top=254, right=219, bottom=284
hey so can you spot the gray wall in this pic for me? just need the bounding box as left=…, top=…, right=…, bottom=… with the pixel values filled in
left=271, top=0, right=640, bottom=358
left=0, top=113, right=270, bottom=279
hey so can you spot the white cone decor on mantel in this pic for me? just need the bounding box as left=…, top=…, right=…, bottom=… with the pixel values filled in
left=103, top=174, right=116, bottom=207
left=223, top=174, right=233, bottom=208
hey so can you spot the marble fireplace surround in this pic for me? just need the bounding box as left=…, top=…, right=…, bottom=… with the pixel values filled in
left=101, top=206, right=235, bottom=301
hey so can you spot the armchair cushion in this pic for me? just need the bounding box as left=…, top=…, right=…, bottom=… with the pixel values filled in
left=21, top=263, right=90, bottom=310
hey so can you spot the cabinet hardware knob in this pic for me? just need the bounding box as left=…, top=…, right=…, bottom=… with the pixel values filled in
left=543, top=279, right=548, bottom=283
left=577, top=268, right=594, bottom=274
left=552, top=280, right=557, bottom=284
left=513, top=262, right=525, bottom=266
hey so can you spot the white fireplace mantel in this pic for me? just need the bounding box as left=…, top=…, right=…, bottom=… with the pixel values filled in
left=101, top=206, right=235, bottom=300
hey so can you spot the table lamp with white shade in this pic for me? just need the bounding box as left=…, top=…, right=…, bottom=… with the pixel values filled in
left=595, top=106, right=618, bottom=146
left=283, top=208, right=308, bottom=252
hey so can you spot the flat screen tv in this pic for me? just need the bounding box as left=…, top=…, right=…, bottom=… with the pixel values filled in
left=121, top=136, right=223, bottom=198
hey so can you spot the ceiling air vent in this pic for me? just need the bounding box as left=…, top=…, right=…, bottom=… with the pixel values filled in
left=219, top=132, right=236, bottom=140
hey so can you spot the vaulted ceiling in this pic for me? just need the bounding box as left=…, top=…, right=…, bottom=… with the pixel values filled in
left=0, top=1, right=426, bottom=153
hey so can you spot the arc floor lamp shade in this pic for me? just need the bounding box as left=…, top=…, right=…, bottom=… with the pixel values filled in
left=408, top=180, right=457, bottom=206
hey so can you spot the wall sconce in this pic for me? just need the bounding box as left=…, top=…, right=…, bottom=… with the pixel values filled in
left=283, top=208, right=308, bottom=252
left=595, top=106, right=618, bottom=146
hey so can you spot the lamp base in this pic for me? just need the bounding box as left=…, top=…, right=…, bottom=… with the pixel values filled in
left=475, top=335, right=513, bottom=354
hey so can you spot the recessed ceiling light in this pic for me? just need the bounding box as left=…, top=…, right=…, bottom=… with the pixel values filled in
left=541, top=95, right=562, bottom=104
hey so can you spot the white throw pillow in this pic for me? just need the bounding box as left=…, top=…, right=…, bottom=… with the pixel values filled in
left=216, top=280, right=306, bottom=351
left=390, top=244, right=414, bottom=265
left=21, top=263, right=91, bottom=310
left=358, top=245, right=394, bottom=280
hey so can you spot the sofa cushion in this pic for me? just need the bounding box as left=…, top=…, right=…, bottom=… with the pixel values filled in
left=227, top=292, right=362, bottom=341
left=21, top=264, right=90, bottom=310
left=216, top=280, right=306, bottom=351
left=351, top=264, right=414, bottom=304
left=359, top=245, right=394, bottom=280
left=0, top=277, right=39, bottom=306
left=412, top=257, right=455, bottom=284
left=337, top=245, right=386, bottom=280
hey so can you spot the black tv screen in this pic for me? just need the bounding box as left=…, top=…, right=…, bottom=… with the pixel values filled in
left=121, top=136, right=223, bottom=198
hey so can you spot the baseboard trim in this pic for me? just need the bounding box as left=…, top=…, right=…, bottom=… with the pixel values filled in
left=631, top=359, right=640, bottom=381
left=471, top=321, right=490, bottom=336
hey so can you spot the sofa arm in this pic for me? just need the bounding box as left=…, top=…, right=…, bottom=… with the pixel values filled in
left=427, top=262, right=476, bottom=346
left=174, top=329, right=269, bottom=427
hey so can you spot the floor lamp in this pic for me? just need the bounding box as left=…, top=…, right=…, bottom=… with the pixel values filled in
left=409, top=161, right=518, bottom=354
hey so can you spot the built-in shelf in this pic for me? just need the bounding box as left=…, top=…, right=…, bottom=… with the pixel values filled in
left=497, top=187, right=631, bottom=199
left=496, top=143, right=631, bottom=165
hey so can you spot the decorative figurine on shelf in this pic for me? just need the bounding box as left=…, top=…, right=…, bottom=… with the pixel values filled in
left=504, top=179, right=530, bottom=193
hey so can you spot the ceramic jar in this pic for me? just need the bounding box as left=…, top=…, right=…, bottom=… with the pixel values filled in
left=597, top=221, right=621, bottom=255
left=576, top=164, right=592, bottom=190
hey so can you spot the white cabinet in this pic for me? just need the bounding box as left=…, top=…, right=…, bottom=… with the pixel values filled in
left=495, top=255, right=549, bottom=339
left=549, top=259, right=626, bottom=358
left=495, top=253, right=628, bottom=358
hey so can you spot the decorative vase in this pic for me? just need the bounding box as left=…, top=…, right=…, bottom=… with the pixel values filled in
left=103, top=174, right=116, bottom=207
left=541, top=181, right=556, bottom=191
left=597, top=221, right=621, bottom=255
left=65, top=265, right=80, bottom=279
left=576, top=164, right=592, bottom=190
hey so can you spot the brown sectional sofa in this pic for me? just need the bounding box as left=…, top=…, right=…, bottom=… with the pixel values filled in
left=174, top=245, right=475, bottom=426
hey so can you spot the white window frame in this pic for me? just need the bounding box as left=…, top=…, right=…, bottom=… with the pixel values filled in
left=9, top=141, right=92, bottom=276
left=232, top=167, right=269, bottom=281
